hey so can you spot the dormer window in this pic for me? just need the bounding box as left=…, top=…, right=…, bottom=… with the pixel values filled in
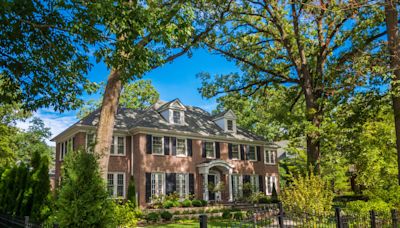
left=173, top=110, right=182, bottom=124
left=227, top=120, right=233, bottom=131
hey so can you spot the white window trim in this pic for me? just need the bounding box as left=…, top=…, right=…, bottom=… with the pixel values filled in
left=85, top=132, right=96, bottom=152
left=232, top=174, right=243, bottom=200
left=265, top=175, right=277, bottom=195
left=170, top=109, right=185, bottom=125
left=264, top=150, right=277, bottom=165
left=110, top=135, right=126, bottom=156
left=176, top=138, right=188, bottom=157
left=205, top=141, right=216, bottom=159
left=247, top=145, right=257, bottom=161
left=152, top=135, right=164, bottom=155
left=151, top=172, right=165, bottom=198
left=108, top=172, right=126, bottom=198
left=60, top=138, right=72, bottom=161
left=231, top=144, right=240, bottom=160
left=176, top=173, right=189, bottom=199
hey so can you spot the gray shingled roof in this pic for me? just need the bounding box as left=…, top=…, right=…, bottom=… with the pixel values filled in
left=76, top=103, right=266, bottom=142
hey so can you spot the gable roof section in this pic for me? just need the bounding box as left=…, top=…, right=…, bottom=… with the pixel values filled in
left=52, top=101, right=270, bottom=143
left=212, top=109, right=237, bottom=120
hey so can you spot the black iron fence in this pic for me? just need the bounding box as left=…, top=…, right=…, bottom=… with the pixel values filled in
left=199, top=203, right=400, bottom=228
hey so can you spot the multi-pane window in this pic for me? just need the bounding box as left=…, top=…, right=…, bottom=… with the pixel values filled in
left=176, top=173, right=188, bottom=199
left=232, top=175, right=242, bottom=200
left=205, top=142, right=215, bottom=158
left=108, top=173, right=125, bottom=198
left=173, top=110, right=182, bottom=124
left=152, top=136, right=163, bottom=155
left=107, top=174, right=114, bottom=196
left=266, top=175, right=277, bottom=195
left=250, top=175, right=259, bottom=192
left=248, top=146, right=256, bottom=160
left=110, top=136, right=125, bottom=155
left=231, top=144, right=240, bottom=159
left=227, top=120, right=233, bottom=131
left=151, top=173, right=164, bottom=197
left=117, top=174, right=124, bottom=197
left=264, top=150, right=276, bottom=164
left=176, top=138, right=186, bottom=156
left=86, top=133, right=95, bottom=152
left=60, top=138, right=73, bottom=161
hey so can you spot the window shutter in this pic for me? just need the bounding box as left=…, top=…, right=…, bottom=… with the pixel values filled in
left=145, top=173, right=151, bottom=202
left=187, top=139, right=193, bottom=156
left=202, top=141, right=206, bottom=158
left=259, top=175, right=264, bottom=193
left=189, top=173, right=195, bottom=195
left=215, top=142, right=220, bottom=159
left=228, top=143, right=233, bottom=159
left=240, top=145, right=245, bottom=160
left=164, top=137, right=170, bottom=155
left=256, top=146, right=261, bottom=161
left=166, top=173, right=176, bottom=195
left=243, top=175, right=250, bottom=184
left=171, top=137, right=177, bottom=155
left=146, top=135, right=152, bottom=154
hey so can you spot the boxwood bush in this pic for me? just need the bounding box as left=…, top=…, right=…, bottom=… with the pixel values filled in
left=192, top=199, right=202, bottom=207
left=145, top=212, right=160, bottom=223
left=181, top=199, right=192, bottom=207
left=160, top=211, right=173, bottom=221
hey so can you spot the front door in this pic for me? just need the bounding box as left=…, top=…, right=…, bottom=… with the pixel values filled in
left=208, top=174, right=216, bottom=201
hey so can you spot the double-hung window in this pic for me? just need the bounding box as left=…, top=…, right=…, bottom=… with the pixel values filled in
left=176, top=173, right=188, bottom=199
left=173, top=110, right=182, bottom=124
left=227, top=120, right=233, bottom=131
left=266, top=175, right=277, bottom=195
left=248, top=145, right=256, bottom=161
left=108, top=173, right=125, bottom=197
left=176, top=138, right=186, bottom=156
left=110, top=136, right=125, bottom=155
left=250, top=175, right=259, bottom=192
left=264, top=150, right=276, bottom=164
left=86, top=133, right=95, bottom=152
left=205, top=142, right=215, bottom=158
left=60, top=138, right=73, bottom=161
left=152, top=136, right=163, bottom=155
left=232, top=175, right=242, bottom=200
left=151, top=173, right=165, bottom=197
left=231, top=144, right=240, bottom=159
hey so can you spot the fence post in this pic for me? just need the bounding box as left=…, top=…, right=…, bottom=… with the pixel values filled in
left=199, top=214, right=207, bottom=228
left=335, top=207, right=342, bottom=228
left=278, top=202, right=284, bottom=228
left=392, top=209, right=398, bottom=228
left=370, top=210, right=376, bottom=228
left=24, top=216, right=29, bottom=228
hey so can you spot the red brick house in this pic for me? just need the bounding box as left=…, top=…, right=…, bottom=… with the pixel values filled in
left=52, top=99, right=279, bottom=207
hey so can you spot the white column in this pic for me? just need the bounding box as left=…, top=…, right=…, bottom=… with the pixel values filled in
left=228, top=171, right=233, bottom=202
left=203, top=173, right=209, bottom=201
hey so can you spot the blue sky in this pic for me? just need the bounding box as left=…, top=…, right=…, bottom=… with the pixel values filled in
left=17, top=48, right=240, bottom=145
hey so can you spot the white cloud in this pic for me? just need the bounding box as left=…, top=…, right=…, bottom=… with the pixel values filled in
left=16, top=110, right=78, bottom=146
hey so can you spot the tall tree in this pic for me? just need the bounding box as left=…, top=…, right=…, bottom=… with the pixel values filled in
left=91, top=0, right=232, bottom=177
left=77, top=79, right=160, bottom=119
left=384, top=0, right=400, bottom=184
left=199, top=1, right=385, bottom=173
left=0, top=1, right=102, bottom=112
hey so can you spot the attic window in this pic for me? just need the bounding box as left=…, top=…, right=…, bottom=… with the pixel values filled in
left=227, top=120, right=233, bottom=131
left=173, top=110, right=182, bottom=124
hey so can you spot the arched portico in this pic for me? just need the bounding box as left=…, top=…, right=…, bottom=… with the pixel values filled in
left=197, top=160, right=235, bottom=202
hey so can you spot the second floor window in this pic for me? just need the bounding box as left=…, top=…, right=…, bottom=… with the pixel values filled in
left=152, top=136, right=163, bottom=155
left=176, top=138, right=186, bottom=156
left=248, top=146, right=256, bottom=160
left=205, top=142, right=215, bottom=158
left=232, top=144, right=240, bottom=159
left=173, top=110, right=182, bottom=124
left=110, top=136, right=124, bottom=155
left=265, top=150, right=276, bottom=164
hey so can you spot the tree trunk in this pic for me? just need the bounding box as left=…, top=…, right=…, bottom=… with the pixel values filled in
left=384, top=0, right=400, bottom=185
left=302, top=75, right=321, bottom=174
left=94, top=69, right=123, bottom=179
